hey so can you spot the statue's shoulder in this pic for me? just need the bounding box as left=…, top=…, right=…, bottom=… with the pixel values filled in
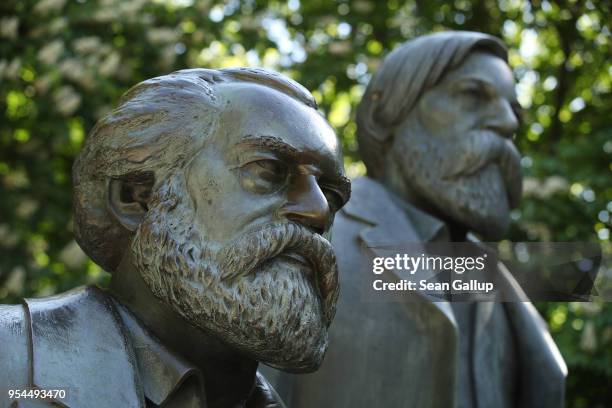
left=0, top=286, right=115, bottom=390
left=0, top=303, right=30, bottom=391
left=23, top=285, right=111, bottom=321
left=1, top=286, right=143, bottom=407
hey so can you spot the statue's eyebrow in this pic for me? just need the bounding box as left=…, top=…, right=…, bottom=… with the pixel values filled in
left=234, top=135, right=300, bottom=160
left=452, top=76, right=496, bottom=93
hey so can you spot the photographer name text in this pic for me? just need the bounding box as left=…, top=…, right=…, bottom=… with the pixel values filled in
left=372, top=279, right=494, bottom=293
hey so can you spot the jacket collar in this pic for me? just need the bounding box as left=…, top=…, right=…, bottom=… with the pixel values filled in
left=342, top=176, right=447, bottom=242
left=111, top=298, right=206, bottom=407
left=111, top=299, right=286, bottom=407
left=388, top=189, right=449, bottom=242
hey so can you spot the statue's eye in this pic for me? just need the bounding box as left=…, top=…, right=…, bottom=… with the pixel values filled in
left=239, top=159, right=289, bottom=194
left=461, top=86, right=486, bottom=99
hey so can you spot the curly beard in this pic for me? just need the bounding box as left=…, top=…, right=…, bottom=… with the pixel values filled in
left=131, top=172, right=339, bottom=372
left=393, top=122, right=522, bottom=239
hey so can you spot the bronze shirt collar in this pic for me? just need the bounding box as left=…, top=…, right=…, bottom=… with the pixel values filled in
left=112, top=298, right=206, bottom=407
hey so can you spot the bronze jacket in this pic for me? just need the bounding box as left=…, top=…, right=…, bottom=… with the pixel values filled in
left=0, top=286, right=284, bottom=408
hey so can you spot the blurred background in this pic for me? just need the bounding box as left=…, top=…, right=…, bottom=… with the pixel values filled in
left=0, top=0, right=610, bottom=406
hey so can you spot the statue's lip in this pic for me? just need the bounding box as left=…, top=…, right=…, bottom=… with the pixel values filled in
left=278, top=251, right=313, bottom=269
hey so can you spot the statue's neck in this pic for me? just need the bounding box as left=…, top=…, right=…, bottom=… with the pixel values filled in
left=109, top=251, right=258, bottom=408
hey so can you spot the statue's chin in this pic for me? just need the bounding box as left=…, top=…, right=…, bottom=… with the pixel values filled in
left=262, top=344, right=326, bottom=373
left=251, top=320, right=328, bottom=373
left=442, top=187, right=510, bottom=241
left=415, top=186, right=512, bottom=241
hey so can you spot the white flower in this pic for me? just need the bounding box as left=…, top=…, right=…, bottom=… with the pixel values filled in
left=34, top=0, right=67, bottom=15
left=93, top=8, right=118, bottom=23
left=37, top=40, right=65, bottom=65
left=54, top=86, right=81, bottom=116
left=16, top=199, right=38, bottom=218
left=59, top=58, right=95, bottom=89
left=59, top=58, right=86, bottom=80
left=580, top=321, right=597, bottom=352
left=5, top=58, right=21, bottom=80
left=85, top=54, right=100, bottom=69
left=48, top=17, right=68, bottom=35
left=159, top=45, right=177, bottom=70
left=147, top=28, right=180, bottom=44
left=5, top=267, right=25, bottom=295
left=0, top=224, right=19, bottom=247
left=523, top=175, right=569, bottom=199
left=34, top=74, right=53, bottom=94
left=119, top=0, right=146, bottom=18
left=59, top=240, right=88, bottom=269
left=73, top=36, right=101, bottom=54
left=5, top=170, right=29, bottom=189
left=0, top=60, right=7, bottom=79
left=0, top=17, right=19, bottom=39
left=580, top=302, right=602, bottom=316
left=329, top=41, right=350, bottom=55
left=99, top=52, right=120, bottom=77
left=522, top=177, right=539, bottom=197
left=542, top=176, right=569, bottom=197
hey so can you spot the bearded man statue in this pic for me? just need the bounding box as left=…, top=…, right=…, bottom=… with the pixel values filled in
left=0, top=68, right=350, bottom=408
left=267, top=31, right=566, bottom=408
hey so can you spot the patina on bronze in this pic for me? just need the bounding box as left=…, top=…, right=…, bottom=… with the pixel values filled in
left=0, top=68, right=350, bottom=408
left=267, top=31, right=566, bottom=408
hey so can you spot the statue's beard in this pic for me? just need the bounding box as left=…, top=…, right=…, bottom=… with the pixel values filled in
left=393, top=125, right=523, bottom=239
left=131, top=173, right=339, bottom=372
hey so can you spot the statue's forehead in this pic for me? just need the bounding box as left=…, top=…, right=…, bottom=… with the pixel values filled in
left=439, top=52, right=516, bottom=94
left=213, top=82, right=341, bottom=160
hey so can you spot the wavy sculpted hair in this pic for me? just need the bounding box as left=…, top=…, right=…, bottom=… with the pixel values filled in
left=73, top=68, right=317, bottom=272
left=356, top=31, right=508, bottom=178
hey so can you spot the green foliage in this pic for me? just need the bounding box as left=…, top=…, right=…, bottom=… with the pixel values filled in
left=0, top=0, right=610, bottom=406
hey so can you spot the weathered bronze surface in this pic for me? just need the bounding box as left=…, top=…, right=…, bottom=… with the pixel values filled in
left=265, top=31, right=566, bottom=408
left=0, top=68, right=349, bottom=408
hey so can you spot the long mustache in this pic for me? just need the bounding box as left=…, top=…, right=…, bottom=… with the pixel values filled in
left=217, top=222, right=339, bottom=326
left=442, top=130, right=523, bottom=208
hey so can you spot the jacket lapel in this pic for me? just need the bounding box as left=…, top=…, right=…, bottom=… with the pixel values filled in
left=496, top=264, right=567, bottom=407
left=466, top=237, right=566, bottom=407
left=342, top=177, right=457, bottom=325
left=24, top=286, right=144, bottom=408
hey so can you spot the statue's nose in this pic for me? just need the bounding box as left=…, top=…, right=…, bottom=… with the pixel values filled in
left=278, top=175, right=330, bottom=234
left=485, top=99, right=519, bottom=138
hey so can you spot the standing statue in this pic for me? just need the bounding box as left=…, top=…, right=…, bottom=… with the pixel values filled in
left=0, top=68, right=350, bottom=408
left=275, top=31, right=566, bottom=408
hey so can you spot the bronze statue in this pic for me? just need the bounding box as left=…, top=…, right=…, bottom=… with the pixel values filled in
left=269, top=31, right=566, bottom=408
left=0, top=68, right=350, bottom=407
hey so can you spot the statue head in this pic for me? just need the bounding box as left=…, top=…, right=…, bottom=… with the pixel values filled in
left=357, top=31, right=523, bottom=239
left=73, top=68, right=349, bottom=372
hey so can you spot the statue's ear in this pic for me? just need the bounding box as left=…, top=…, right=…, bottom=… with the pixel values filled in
left=108, top=175, right=154, bottom=232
